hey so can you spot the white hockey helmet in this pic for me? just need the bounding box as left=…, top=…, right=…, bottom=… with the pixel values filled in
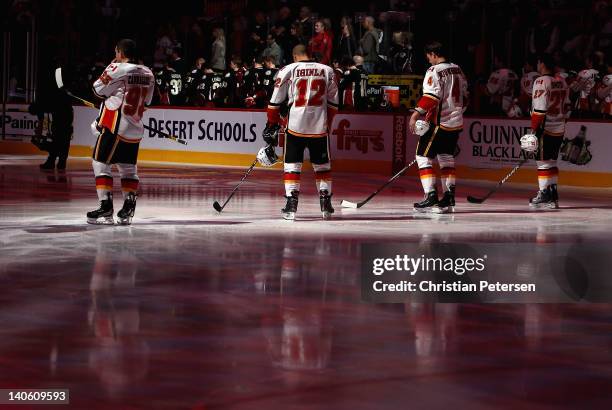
left=520, top=133, right=538, bottom=153
left=414, top=119, right=430, bottom=136
left=257, top=145, right=279, bottom=167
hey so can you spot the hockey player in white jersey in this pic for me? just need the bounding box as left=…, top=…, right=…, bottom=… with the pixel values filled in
left=527, top=54, right=570, bottom=209
left=486, top=57, right=519, bottom=116
left=595, top=61, right=612, bottom=118
left=87, top=39, right=155, bottom=225
left=518, top=56, right=539, bottom=114
left=409, top=41, right=468, bottom=213
left=265, top=45, right=339, bottom=220
left=570, top=56, right=599, bottom=114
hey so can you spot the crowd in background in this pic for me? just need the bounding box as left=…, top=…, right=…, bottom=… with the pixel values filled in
left=4, top=0, right=612, bottom=117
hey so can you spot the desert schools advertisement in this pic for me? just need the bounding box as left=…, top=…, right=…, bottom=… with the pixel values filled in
left=70, top=107, right=397, bottom=172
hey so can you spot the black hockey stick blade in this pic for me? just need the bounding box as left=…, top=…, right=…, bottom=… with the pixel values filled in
left=212, top=201, right=223, bottom=213
left=466, top=195, right=486, bottom=204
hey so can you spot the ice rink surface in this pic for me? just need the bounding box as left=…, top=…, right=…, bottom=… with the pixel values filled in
left=2, top=155, right=612, bottom=409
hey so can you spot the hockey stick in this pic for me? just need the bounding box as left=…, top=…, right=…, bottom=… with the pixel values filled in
left=341, top=158, right=418, bottom=209
left=213, top=158, right=259, bottom=213
left=54, top=68, right=187, bottom=145
left=466, top=157, right=530, bottom=204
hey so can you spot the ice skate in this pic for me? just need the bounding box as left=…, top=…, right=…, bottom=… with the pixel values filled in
left=282, top=191, right=299, bottom=220
left=414, top=190, right=439, bottom=213
left=529, top=186, right=558, bottom=209
left=87, top=193, right=114, bottom=225
left=319, top=190, right=334, bottom=220
left=433, top=186, right=455, bottom=214
left=116, top=192, right=137, bottom=225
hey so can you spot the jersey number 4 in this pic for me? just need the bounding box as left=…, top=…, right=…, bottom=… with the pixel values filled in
left=295, top=78, right=326, bottom=107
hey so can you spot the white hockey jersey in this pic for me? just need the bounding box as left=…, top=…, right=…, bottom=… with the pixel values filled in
left=570, top=68, right=599, bottom=110
left=416, top=62, right=468, bottom=130
left=93, top=62, right=155, bottom=140
left=521, top=71, right=540, bottom=96
left=268, top=60, right=338, bottom=137
left=531, top=74, right=570, bottom=135
left=487, top=69, right=519, bottom=96
left=596, top=74, right=612, bottom=115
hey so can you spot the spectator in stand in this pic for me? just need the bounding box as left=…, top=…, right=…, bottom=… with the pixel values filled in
left=275, top=6, right=293, bottom=37
left=281, top=23, right=304, bottom=66
left=248, top=11, right=268, bottom=63
left=388, top=31, right=413, bottom=74
left=273, top=6, right=293, bottom=63
left=298, top=6, right=314, bottom=42
left=154, top=25, right=176, bottom=69
left=527, top=9, right=560, bottom=55
left=359, top=16, right=381, bottom=74
left=309, top=20, right=333, bottom=65
left=322, top=18, right=334, bottom=43
left=230, top=16, right=248, bottom=61
left=261, top=33, right=283, bottom=67
left=336, top=17, right=357, bottom=63
left=211, top=27, right=226, bottom=71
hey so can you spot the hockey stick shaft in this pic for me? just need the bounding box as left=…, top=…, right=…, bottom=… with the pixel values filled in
left=216, top=158, right=259, bottom=211
left=55, top=68, right=186, bottom=145
left=348, top=158, right=417, bottom=208
left=67, top=91, right=186, bottom=145
left=468, top=157, right=529, bottom=203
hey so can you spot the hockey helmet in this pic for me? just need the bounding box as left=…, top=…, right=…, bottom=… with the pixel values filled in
left=414, top=119, right=430, bottom=136
left=257, top=145, right=279, bottom=167
left=520, top=134, right=538, bottom=153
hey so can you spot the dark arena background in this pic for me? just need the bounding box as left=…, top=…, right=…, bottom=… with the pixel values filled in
left=1, top=0, right=612, bottom=408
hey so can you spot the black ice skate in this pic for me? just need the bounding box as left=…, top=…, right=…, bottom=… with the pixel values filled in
left=282, top=191, right=299, bottom=220
left=550, top=184, right=559, bottom=207
left=87, top=193, right=114, bottom=225
left=529, top=186, right=558, bottom=209
left=319, top=190, right=334, bottom=220
left=413, top=190, right=439, bottom=213
left=433, top=186, right=456, bottom=214
left=116, top=192, right=137, bottom=225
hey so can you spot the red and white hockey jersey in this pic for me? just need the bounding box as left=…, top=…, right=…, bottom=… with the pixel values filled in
left=93, top=62, right=155, bottom=140
left=487, top=68, right=519, bottom=96
left=570, top=68, right=599, bottom=111
left=267, top=60, right=339, bottom=137
left=521, top=71, right=540, bottom=96
left=415, top=62, right=468, bottom=130
left=531, top=74, right=570, bottom=136
left=596, top=74, right=612, bottom=115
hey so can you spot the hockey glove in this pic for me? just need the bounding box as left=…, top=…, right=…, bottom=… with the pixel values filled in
left=262, top=123, right=280, bottom=147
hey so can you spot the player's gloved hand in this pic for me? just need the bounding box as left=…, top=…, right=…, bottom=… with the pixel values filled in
left=262, top=123, right=280, bottom=147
